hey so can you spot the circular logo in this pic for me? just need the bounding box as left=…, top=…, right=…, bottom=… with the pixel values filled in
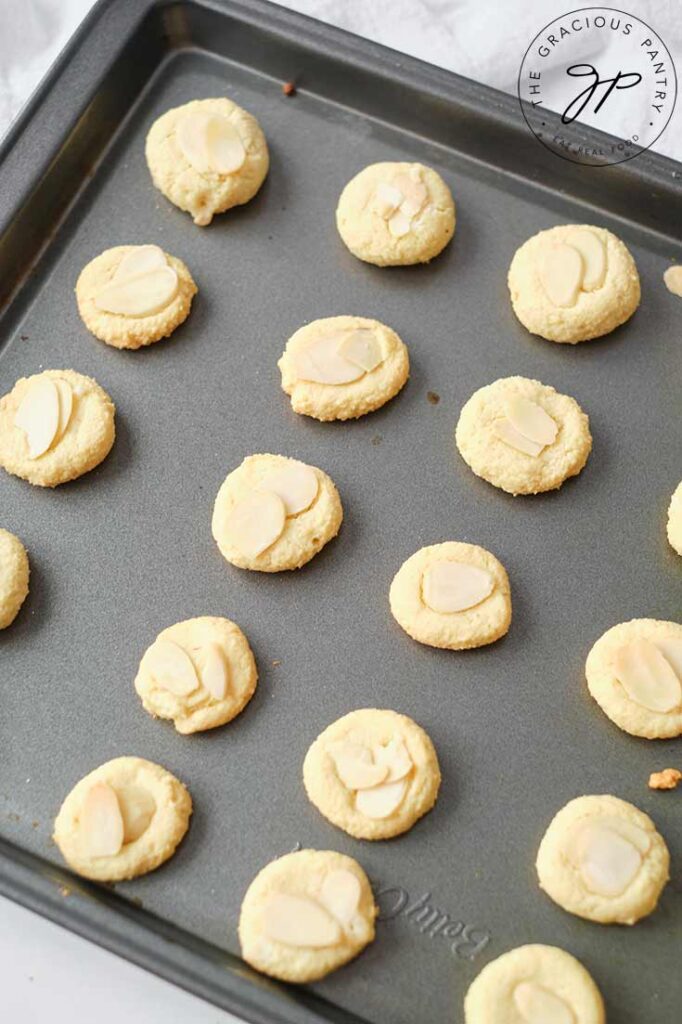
left=518, top=7, right=677, bottom=165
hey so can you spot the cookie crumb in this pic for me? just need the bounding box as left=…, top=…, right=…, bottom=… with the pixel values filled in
left=282, top=81, right=297, bottom=96
left=272, top=659, right=281, bottom=667
left=427, top=391, right=440, bottom=405
left=371, top=435, right=382, bottom=446
left=648, top=768, right=681, bottom=790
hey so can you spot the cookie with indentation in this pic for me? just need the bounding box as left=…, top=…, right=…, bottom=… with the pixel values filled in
left=586, top=618, right=682, bottom=739
left=455, top=376, right=591, bottom=496
left=464, top=943, right=605, bottom=1024
left=0, top=529, right=29, bottom=629
left=536, top=794, right=669, bottom=925
left=134, top=615, right=257, bottom=735
left=146, top=97, right=269, bottom=226
left=508, top=224, right=640, bottom=343
left=76, top=245, right=197, bottom=349
left=278, top=315, right=409, bottom=421
left=239, top=849, right=376, bottom=982
left=0, top=369, right=115, bottom=487
left=667, top=481, right=682, bottom=556
left=389, top=542, right=511, bottom=650
left=53, top=756, right=192, bottom=882
left=212, top=454, right=343, bottom=572
left=303, top=708, right=440, bottom=840
left=336, top=162, right=455, bottom=266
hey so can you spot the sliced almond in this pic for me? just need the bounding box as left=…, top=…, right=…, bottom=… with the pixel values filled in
left=372, top=182, right=403, bottom=218
left=373, top=738, right=413, bottom=783
left=94, top=266, right=179, bottom=317
left=569, top=818, right=647, bottom=897
left=329, top=742, right=389, bottom=790
left=198, top=642, right=229, bottom=700
left=261, top=462, right=319, bottom=517
left=513, top=982, right=575, bottom=1024
left=394, top=172, right=428, bottom=214
left=614, top=638, right=682, bottom=713
left=53, top=379, right=74, bottom=443
left=337, top=330, right=383, bottom=374
left=176, top=111, right=245, bottom=175
left=292, top=333, right=366, bottom=386
left=538, top=243, right=583, bottom=308
left=505, top=395, right=558, bottom=447
left=493, top=418, right=544, bottom=457
left=262, top=893, right=342, bottom=948
left=319, top=869, right=361, bottom=925
left=14, top=377, right=60, bottom=459
left=113, top=245, right=167, bottom=280
left=224, top=490, right=286, bottom=559
left=142, top=639, right=200, bottom=696
left=355, top=778, right=407, bottom=819
left=388, top=209, right=412, bottom=238
left=567, top=229, right=605, bottom=291
left=657, top=637, right=682, bottom=680
left=117, top=785, right=156, bottom=844
left=422, top=561, right=494, bottom=614
left=663, top=265, right=682, bottom=298
left=80, top=782, right=124, bottom=858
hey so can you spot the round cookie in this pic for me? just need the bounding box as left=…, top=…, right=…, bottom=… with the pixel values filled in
left=336, top=161, right=455, bottom=266
left=211, top=454, right=343, bottom=572
left=0, top=529, right=29, bottom=629
left=145, top=97, right=269, bottom=226
left=303, top=708, right=441, bottom=840
left=389, top=542, right=511, bottom=650
left=53, top=756, right=192, bottom=882
left=134, top=615, right=257, bottom=735
left=464, top=944, right=605, bottom=1024
left=585, top=618, right=682, bottom=739
left=76, top=244, right=197, bottom=350
left=0, top=369, right=115, bottom=487
left=508, top=224, right=641, bottom=343
left=536, top=794, right=669, bottom=925
left=278, top=315, right=409, bottom=421
left=667, top=480, right=682, bottom=555
left=239, top=849, right=376, bottom=982
left=455, top=376, right=592, bottom=496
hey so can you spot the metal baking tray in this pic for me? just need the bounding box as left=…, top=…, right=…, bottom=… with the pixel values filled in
left=1, top=1, right=680, bottom=1021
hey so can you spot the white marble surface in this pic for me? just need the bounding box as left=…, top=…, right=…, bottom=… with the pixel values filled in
left=1, top=1, right=681, bottom=1021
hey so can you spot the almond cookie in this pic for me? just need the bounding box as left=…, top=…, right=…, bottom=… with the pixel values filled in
left=389, top=542, right=511, bottom=650
left=303, top=708, right=440, bottom=840
left=76, top=244, right=197, bottom=349
left=278, top=315, right=409, bottom=421
left=53, top=757, right=192, bottom=882
left=455, top=376, right=592, bottom=496
left=464, top=944, right=605, bottom=1024
left=536, top=794, right=669, bottom=925
left=508, top=224, right=641, bottom=343
left=146, top=97, right=269, bottom=226
left=0, top=529, right=29, bottom=629
left=667, top=480, right=682, bottom=555
left=211, top=454, right=343, bottom=572
left=239, top=849, right=376, bottom=982
left=336, top=162, right=455, bottom=266
left=134, top=615, right=257, bottom=735
left=586, top=618, right=682, bottom=739
left=0, top=369, right=115, bottom=487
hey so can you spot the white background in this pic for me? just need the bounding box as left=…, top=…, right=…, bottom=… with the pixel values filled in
left=1, top=1, right=680, bottom=1021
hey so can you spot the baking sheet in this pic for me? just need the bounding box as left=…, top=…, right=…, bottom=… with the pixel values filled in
left=1, top=2, right=681, bottom=1022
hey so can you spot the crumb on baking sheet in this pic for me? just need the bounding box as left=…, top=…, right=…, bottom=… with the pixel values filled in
left=648, top=768, right=682, bottom=790
left=282, top=81, right=297, bottom=96
left=427, top=391, right=440, bottom=405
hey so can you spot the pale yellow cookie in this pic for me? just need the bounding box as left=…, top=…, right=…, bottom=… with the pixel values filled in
left=389, top=542, right=511, bottom=650
left=53, top=756, right=192, bottom=882
left=667, top=480, right=682, bottom=555
left=508, top=224, right=640, bottom=343
left=536, top=794, right=669, bottom=925
left=76, top=245, right=197, bottom=349
left=303, top=708, right=440, bottom=840
left=211, top=454, right=343, bottom=572
left=464, top=943, right=605, bottom=1024
left=0, top=369, right=115, bottom=488
left=134, top=615, right=257, bottom=735
left=239, top=849, right=376, bottom=982
left=0, top=529, right=29, bottom=629
left=455, top=376, right=592, bottom=496
left=585, top=618, right=682, bottom=739
left=278, top=315, right=409, bottom=421
left=146, top=97, right=269, bottom=226
left=336, top=161, right=455, bottom=266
